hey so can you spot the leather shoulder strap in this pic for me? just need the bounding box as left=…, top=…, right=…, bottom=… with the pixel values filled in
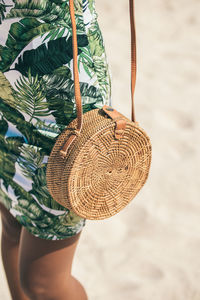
left=129, top=0, right=136, bottom=122
left=69, top=0, right=136, bottom=129
left=60, top=0, right=137, bottom=158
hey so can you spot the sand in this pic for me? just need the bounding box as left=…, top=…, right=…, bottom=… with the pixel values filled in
left=1, top=0, right=200, bottom=299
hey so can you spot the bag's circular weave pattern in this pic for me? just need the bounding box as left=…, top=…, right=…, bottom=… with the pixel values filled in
left=46, top=108, right=152, bottom=220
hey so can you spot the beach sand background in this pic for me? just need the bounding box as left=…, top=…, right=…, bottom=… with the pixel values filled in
left=0, top=0, right=200, bottom=299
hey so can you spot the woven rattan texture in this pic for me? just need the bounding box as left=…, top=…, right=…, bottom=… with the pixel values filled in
left=46, top=108, right=152, bottom=220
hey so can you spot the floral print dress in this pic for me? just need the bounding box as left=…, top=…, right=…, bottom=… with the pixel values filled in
left=0, top=0, right=112, bottom=240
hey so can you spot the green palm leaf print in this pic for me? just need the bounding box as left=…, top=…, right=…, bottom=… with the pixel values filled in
left=87, top=21, right=104, bottom=57
left=0, top=116, right=8, bottom=136
left=0, top=136, right=24, bottom=189
left=17, top=144, right=45, bottom=180
left=0, top=0, right=110, bottom=240
left=15, top=69, right=50, bottom=122
left=0, top=17, right=55, bottom=72
left=0, top=188, right=12, bottom=209
left=17, top=144, right=66, bottom=211
left=6, top=0, right=71, bottom=30
left=0, top=0, right=12, bottom=24
left=6, top=0, right=48, bottom=18
left=31, top=165, right=65, bottom=211
left=43, top=66, right=103, bottom=125
left=0, top=72, right=17, bottom=108
left=14, top=35, right=88, bottom=76
left=0, top=99, right=54, bottom=154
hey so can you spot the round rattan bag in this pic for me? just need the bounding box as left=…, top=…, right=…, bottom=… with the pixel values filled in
left=46, top=0, right=152, bottom=220
left=46, top=106, right=152, bottom=220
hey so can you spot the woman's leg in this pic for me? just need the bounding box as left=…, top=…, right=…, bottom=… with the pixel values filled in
left=19, top=226, right=88, bottom=300
left=0, top=203, right=29, bottom=300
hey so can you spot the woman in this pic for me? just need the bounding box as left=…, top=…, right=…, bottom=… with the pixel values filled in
left=0, top=0, right=112, bottom=299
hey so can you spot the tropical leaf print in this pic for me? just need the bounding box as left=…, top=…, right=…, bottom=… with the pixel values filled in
left=87, top=0, right=95, bottom=15
left=0, top=0, right=6, bottom=23
left=16, top=201, right=44, bottom=220
left=15, top=35, right=88, bottom=76
left=74, top=0, right=84, bottom=15
left=0, top=17, right=55, bottom=72
left=17, top=144, right=45, bottom=180
left=0, top=187, right=12, bottom=209
left=84, top=15, right=111, bottom=104
left=0, top=99, right=54, bottom=154
left=14, top=68, right=50, bottom=122
left=0, top=136, right=24, bottom=189
left=31, top=165, right=65, bottom=211
left=78, top=45, right=95, bottom=78
left=0, top=0, right=12, bottom=24
left=87, top=20, right=104, bottom=57
left=39, top=2, right=71, bottom=25
left=0, top=116, right=8, bottom=135
left=12, top=0, right=47, bottom=11
left=8, top=176, right=35, bottom=202
left=6, top=1, right=75, bottom=33
left=6, top=0, right=48, bottom=18
left=34, top=119, right=62, bottom=138
left=0, top=151, right=16, bottom=189
left=41, top=26, right=69, bottom=43
left=3, top=136, right=24, bottom=157
left=0, top=0, right=111, bottom=240
left=42, top=69, right=75, bottom=125
left=43, top=66, right=103, bottom=125
left=93, top=56, right=110, bottom=95
left=17, top=144, right=66, bottom=211
left=0, top=96, right=25, bottom=124
left=0, top=72, right=17, bottom=108
left=61, top=209, right=84, bottom=227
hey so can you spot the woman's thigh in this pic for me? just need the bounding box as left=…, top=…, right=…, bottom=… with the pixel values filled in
left=19, top=226, right=82, bottom=297
left=0, top=203, right=22, bottom=243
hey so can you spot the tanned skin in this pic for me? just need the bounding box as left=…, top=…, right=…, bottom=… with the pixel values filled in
left=0, top=203, right=88, bottom=300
